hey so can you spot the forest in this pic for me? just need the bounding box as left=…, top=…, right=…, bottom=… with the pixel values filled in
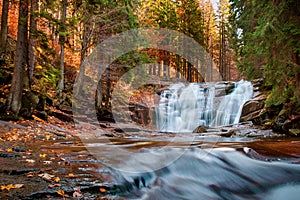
left=0, top=0, right=300, bottom=199
left=0, top=0, right=299, bottom=125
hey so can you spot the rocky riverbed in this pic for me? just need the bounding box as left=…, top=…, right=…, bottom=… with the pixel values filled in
left=0, top=116, right=300, bottom=199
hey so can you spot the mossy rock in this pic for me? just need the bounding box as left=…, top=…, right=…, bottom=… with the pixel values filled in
left=288, top=129, right=300, bottom=136
left=20, top=92, right=39, bottom=118
left=263, top=120, right=273, bottom=129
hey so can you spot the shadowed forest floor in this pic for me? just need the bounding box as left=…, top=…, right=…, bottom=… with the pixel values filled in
left=0, top=117, right=121, bottom=199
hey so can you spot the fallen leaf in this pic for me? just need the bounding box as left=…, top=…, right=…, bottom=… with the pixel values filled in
left=38, top=173, right=55, bottom=181
left=54, top=177, right=60, bottom=183
left=67, top=173, right=75, bottom=178
left=13, top=184, right=24, bottom=189
left=25, top=159, right=35, bottom=163
left=73, top=191, right=82, bottom=197
left=48, top=184, right=61, bottom=188
left=45, top=135, right=51, bottom=140
left=1, top=184, right=14, bottom=191
left=56, top=190, right=69, bottom=197
left=6, top=148, right=13, bottom=152
left=99, top=187, right=107, bottom=193
left=26, top=172, right=34, bottom=177
left=32, top=115, right=43, bottom=122
left=40, top=153, right=47, bottom=158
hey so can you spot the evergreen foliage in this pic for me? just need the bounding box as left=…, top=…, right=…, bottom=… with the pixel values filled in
left=230, top=0, right=300, bottom=106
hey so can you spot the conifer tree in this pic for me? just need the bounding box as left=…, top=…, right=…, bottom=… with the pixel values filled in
left=230, top=0, right=300, bottom=105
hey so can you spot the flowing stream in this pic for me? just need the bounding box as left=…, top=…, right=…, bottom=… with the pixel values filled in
left=110, top=145, right=300, bottom=200
left=78, top=136, right=300, bottom=200
left=29, top=120, right=299, bottom=200
left=155, top=80, right=253, bottom=132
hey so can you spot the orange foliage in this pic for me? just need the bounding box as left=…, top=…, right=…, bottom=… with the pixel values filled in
left=0, top=0, right=19, bottom=39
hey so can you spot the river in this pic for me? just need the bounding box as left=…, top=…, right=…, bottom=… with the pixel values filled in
left=76, top=127, right=300, bottom=200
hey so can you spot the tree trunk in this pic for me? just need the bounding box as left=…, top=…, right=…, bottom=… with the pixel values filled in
left=0, top=0, right=9, bottom=50
left=28, top=0, right=38, bottom=87
left=58, top=0, right=67, bottom=98
left=74, top=21, right=90, bottom=97
left=7, top=0, right=29, bottom=114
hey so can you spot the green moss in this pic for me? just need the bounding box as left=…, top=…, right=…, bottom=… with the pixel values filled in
left=288, top=129, right=300, bottom=136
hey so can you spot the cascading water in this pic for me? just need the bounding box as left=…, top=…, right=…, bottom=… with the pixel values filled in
left=155, top=80, right=253, bottom=132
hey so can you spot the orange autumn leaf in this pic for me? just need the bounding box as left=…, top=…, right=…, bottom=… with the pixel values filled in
left=56, top=189, right=69, bottom=197
left=6, top=148, right=13, bottom=152
left=67, top=173, right=75, bottom=178
left=32, top=115, right=43, bottom=122
left=54, top=177, right=60, bottom=183
left=99, top=187, right=106, bottom=193
left=0, top=184, right=23, bottom=191
left=40, top=153, right=47, bottom=158
left=1, top=184, right=14, bottom=191
left=45, top=135, right=51, bottom=140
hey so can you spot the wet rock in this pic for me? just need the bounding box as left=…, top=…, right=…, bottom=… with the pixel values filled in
left=4, top=168, right=35, bottom=175
left=99, top=123, right=108, bottom=128
left=251, top=78, right=264, bottom=91
left=214, top=82, right=235, bottom=97
left=193, top=126, right=208, bottom=133
left=224, top=128, right=273, bottom=138
left=240, top=92, right=266, bottom=124
left=253, top=92, right=267, bottom=101
left=114, top=128, right=124, bottom=133
left=220, top=130, right=234, bottom=137
left=241, top=100, right=265, bottom=117
left=240, top=110, right=263, bottom=124
left=122, top=127, right=141, bottom=132
left=12, top=147, right=26, bottom=152
left=0, top=152, right=21, bottom=158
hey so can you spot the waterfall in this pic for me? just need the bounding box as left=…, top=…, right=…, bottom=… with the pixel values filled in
left=155, top=80, right=253, bottom=132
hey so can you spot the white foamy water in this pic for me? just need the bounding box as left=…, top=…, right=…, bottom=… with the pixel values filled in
left=155, top=80, right=253, bottom=132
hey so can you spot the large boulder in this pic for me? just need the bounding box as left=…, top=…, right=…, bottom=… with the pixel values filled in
left=240, top=93, right=266, bottom=124
left=241, top=100, right=264, bottom=117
